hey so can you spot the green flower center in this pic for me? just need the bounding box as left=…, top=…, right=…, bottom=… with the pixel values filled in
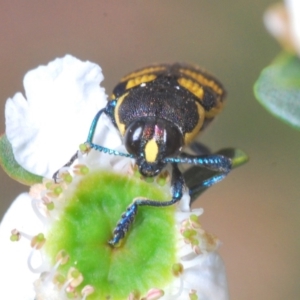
left=45, top=170, right=177, bottom=299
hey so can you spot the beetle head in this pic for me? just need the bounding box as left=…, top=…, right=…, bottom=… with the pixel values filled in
left=124, top=117, right=183, bottom=177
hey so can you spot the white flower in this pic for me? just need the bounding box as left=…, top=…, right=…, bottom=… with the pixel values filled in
left=0, top=55, right=229, bottom=300
left=264, top=0, right=300, bottom=56
left=0, top=188, right=229, bottom=300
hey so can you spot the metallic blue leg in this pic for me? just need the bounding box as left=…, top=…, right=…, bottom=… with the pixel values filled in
left=108, top=164, right=184, bottom=246
left=165, top=153, right=232, bottom=196
left=164, top=153, right=231, bottom=189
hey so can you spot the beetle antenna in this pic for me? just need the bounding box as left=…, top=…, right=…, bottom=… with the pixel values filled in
left=86, top=104, right=134, bottom=159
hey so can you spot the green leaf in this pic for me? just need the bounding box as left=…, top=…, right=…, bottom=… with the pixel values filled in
left=254, top=52, right=300, bottom=129
left=216, top=148, right=249, bottom=169
left=0, top=134, right=43, bottom=185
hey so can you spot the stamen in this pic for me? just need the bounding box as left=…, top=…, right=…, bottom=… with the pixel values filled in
left=31, top=199, right=49, bottom=222
left=45, top=181, right=63, bottom=194
left=169, top=276, right=184, bottom=299
left=177, top=244, right=194, bottom=257
left=55, top=249, right=70, bottom=265
left=45, top=181, right=54, bottom=190
left=43, top=199, right=55, bottom=211
left=45, top=182, right=64, bottom=198
left=10, top=229, right=21, bottom=241
left=180, top=255, right=207, bottom=269
left=43, top=250, right=70, bottom=284
left=65, top=284, right=78, bottom=298
left=53, top=273, right=66, bottom=286
left=202, top=232, right=219, bottom=251
left=188, top=214, right=201, bottom=228
left=45, top=192, right=57, bottom=199
left=60, top=171, right=73, bottom=184
left=27, top=247, right=46, bottom=273
left=79, top=143, right=90, bottom=154
left=61, top=277, right=74, bottom=298
left=128, top=290, right=141, bottom=300
left=10, top=229, right=33, bottom=241
left=172, top=263, right=184, bottom=277
left=191, top=240, right=201, bottom=255
left=53, top=185, right=63, bottom=196
left=81, top=285, right=95, bottom=300
left=73, top=164, right=89, bottom=176
left=31, top=233, right=46, bottom=249
left=142, top=288, right=164, bottom=300
left=192, top=246, right=201, bottom=255
left=182, top=228, right=197, bottom=239
left=67, top=267, right=84, bottom=288
left=189, top=289, right=198, bottom=300
left=175, top=208, right=203, bottom=223
left=26, top=233, right=47, bottom=273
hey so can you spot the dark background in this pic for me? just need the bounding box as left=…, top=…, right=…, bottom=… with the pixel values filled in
left=1, top=1, right=300, bottom=299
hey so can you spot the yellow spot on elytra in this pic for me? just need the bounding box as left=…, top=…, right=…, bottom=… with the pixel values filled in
left=184, top=102, right=205, bottom=144
left=180, top=68, right=224, bottom=95
left=126, top=74, right=156, bottom=90
left=114, top=93, right=128, bottom=135
left=205, top=100, right=224, bottom=118
left=177, top=78, right=204, bottom=99
left=179, top=69, right=225, bottom=119
left=120, top=66, right=166, bottom=82
left=145, top=139, right=159, bottom=162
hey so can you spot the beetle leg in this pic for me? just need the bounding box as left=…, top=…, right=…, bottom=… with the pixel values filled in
left=165, top=153, right=232, bottom=197
left=53, top=151, right=79, bottom=183
left=108, top=164, right=184, bottom=246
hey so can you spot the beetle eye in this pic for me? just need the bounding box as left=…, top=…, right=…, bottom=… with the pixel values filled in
left=124, top=120, right=145, bottom=156
left=163, top=122, right=184, bottom=157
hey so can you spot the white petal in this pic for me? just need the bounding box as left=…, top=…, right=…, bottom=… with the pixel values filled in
left=178, top=190, right=191, bottom=212
left=0, top=193, right=43, bottom=300
left=285, top=0, right=300, bottom=55
left=183, top=252, right=229, bottom=300
left=264, top=4, right=288, bottom=41
left=5, top=55, right=109, bottom=178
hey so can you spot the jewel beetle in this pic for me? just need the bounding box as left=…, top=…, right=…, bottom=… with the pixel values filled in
left=54, top=63, right=232, bottom=246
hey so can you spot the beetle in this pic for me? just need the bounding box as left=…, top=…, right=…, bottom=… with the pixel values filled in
left=54, top=63, right=232, bottom=246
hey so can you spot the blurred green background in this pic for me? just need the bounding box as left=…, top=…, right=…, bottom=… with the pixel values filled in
left=1, top=1, right=300, bottom=299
